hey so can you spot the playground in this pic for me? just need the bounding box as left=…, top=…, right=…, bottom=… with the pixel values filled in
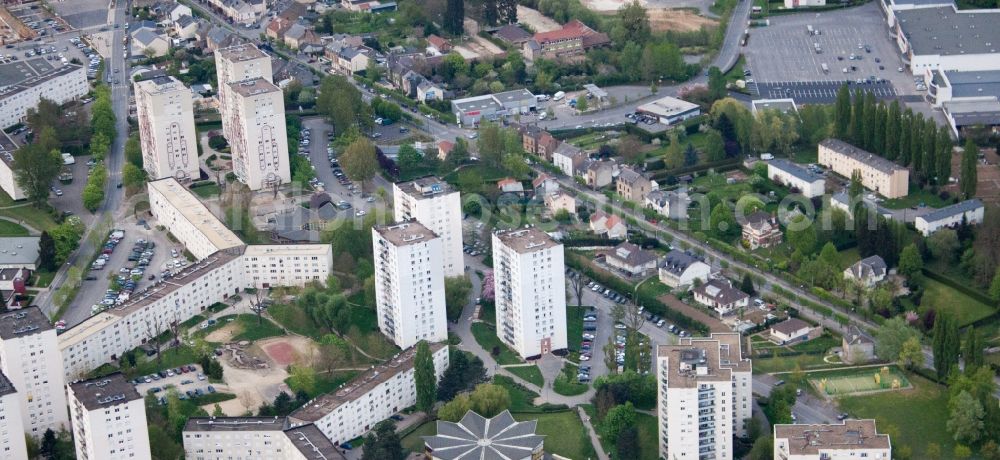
left=808, top=366, right=911, bottom=397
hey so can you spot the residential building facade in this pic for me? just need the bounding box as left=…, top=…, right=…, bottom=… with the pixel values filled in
left=242, top=244, right=333, bottom=288
left=0, top=307, right=69, bottom=437
left=552, top=143, right=586, bottom=177
left=148, top=178, right=244, bottom=259
left=134, top=76, right=200, bottom=181
left=67, top=373, right=151, bottom=460
left=0, top=63, right=87, bottom=129
left=914, top=199, right=984, bottom=236
left=843, top=255, right=887, bottom=288
left=615, top=166, right=651, bottom=201
left=659, top=250, right=712, bottom=288
left=589, top=210, right=627, bottom=239
left=373, top=222, right=448, bottom=349
left=773, top=420, right=891, bottom=460
left=183, top=417, right=346, bottom=460
left=492, top=229, right=567, bottom=358
left=215, top=44, right=272, bottom=141
left=586, top=160, right=616, bottom=189
left=767, top=159, right=825, bottom=198
left=0, top=372, right=27, bottom=460
left=645, top=189, right=690, bottom=220
left=741, top=212, right=783, bottom=250
left=818, top=139, right=909, bottom=199
left=604, top=242, right=658, bottom=277
left=226, top=78, right=291, bottom=190
left=393, top=177, right=465, bottom=278
left=693, top=278, right=749, bottom=316
left=288, top=344, right=448, bottom=446
left=770, top=318, right=815, bottom=344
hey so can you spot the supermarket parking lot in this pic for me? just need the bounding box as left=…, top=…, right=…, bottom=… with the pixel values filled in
left=750, top=80, right=898, bottom=104
left=48, top=0, right=109, bottom=29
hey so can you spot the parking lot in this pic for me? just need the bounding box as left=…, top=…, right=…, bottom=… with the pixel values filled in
left=6, top=2, right=73, bottom=38
left=48, top=0, right=109, bottom=30
left=301, top=117, right=385, bottom=217
left=132, top=363, right=229, bottom=405
left=743, top=2, right=913, bottom=93
left=749, top=80, right=898, bottom=104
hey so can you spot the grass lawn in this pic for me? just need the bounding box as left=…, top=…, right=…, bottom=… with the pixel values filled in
left=0, top=205, right=57, bottom=232
left=0, top=220, right=29, bottom=236
left=284, top=370, right=359, bottom=399
left=31, top=270, right=56, bottom=288
left=128, top=345, right=200, bottom=378
left=553, top=362, right=589, bottom=396
left=791, top=146, right=818, bottom=164
left=881, top=185, right=951, bottom=210
left=723, top=54, right=746, bottom=84
left=633, top=413, right=661, bottom=460
left=269, top=303, right=328, bottom=340
left=789, top=333, right=841, bottom=354
left=837, top=372, right=953, bottom=455
left=566, top=306, right=591, bottom=351
left=512, top=411, right=596, bottom=460
left=400, top=421, right=437, bottom=452
left=919, top=277, right=996, bottom=326
left=493, top=375, right=539, bottom=411
left=229, top=315, right=285, bottom=342
left=470, top=322, right=522, bottom=365
left=806, top=366, right=911, bottom=396
left=506, top=365, right=544, bottom=387
left=0, top=189, right=17, bottom=207
left=753, top=353, right=847, bottom=374
left=190, top=183, right=221, bottom=198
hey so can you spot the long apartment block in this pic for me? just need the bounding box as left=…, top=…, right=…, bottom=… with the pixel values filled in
left=183, top=417, right=345, bottom=460
left=818, top=139, right=909, bottom=199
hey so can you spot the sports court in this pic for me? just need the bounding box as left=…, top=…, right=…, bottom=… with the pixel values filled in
left=809, top=367, right=911, bottom=396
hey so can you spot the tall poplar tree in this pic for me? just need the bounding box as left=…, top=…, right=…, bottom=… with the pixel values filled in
left=873, top=103, right=887, bottom=157
left=909, top=113, right=924, bottom=170
left=898, top=110, right=912, bottom=165
left=834, top=85, right=852, bottom=139
left=960, top=139, right=979, bottom=199
left=922, top=118, right=937, bottom=184
left=850, top=91, right=865, bottom=144
left=936, top=126, right=953, bottom=183
left=885, top=100, right=901, bottom=160
left=863, top=93, right=877, bottom=151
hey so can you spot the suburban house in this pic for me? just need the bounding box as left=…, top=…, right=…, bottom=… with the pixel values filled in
left=335, top=46, right=376, bottom=75
left=283, top=23, right=321, bottom=50
left=532, top=174, right=559, bottom=196
left=770, top=318, right=817, bottom=344
left=741, top=212, right=782, bottom=250
left=521, top=125, right=559, bottom=161
left=615, top=166, right=652, bottom=202
left=914, top=199, right=984, bottom=236
left=325, top=34, right=366, bottom=62
left=132, top=29, right=170, bottom=57
left=604, top=242, right=658, bottom=277
left=842, top=325, right=876, bottom=364
left=497, top=178, right=524, bottom=194
left=416, top=79, right=443, bottom=102
left=589, top=210, right=627, bottom=239
left=586, top=160, right=616, bottom=189
left=425, top=35, right=452, bottom=56
left=645, top=189, right=689, bottom=220
left=436, top=140, right=454, bottom=161
left=844, top=255, right=887, bottom=288
left=544, top=192, right=575, bottom=216
left=523, top=19, right=610, bottom=62
left=659, top=250, right=711, bottom=288
left=174, top=15, right=199, bottom=40
left=553, top=142, right=586, bottom=177
left=168, top=3, right=193, bottom=21
left=693, top=278, right=749, bottom=316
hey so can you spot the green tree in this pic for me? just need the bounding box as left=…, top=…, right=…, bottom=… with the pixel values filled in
left=954, top=445, right=973, bottom=459
left=12, top=144, right=61, bottom=207
left=936, top=126, right=953, bottom=183
left=444, top=276, right=473, bottom=322
left=438, top=393, right=471, bottom=422
left=703, top=129, right=726, bottom=162
left=616, top=426, right=639, bottom=460
left=787, top=214, right=817, bottom=255
left=749, top=436, right=773, bottom=460
left=740, top=273, right=755, bottom=295
left=960, top=139, right=978, bottom=199
left=909, top=112, right=924, bottom=170
left=443, top=0, right=464, bottom=35
left=963, top=327, right=983, bottom=371
left=361, top=420, right=406, bottom=460
left=576, top=95, right=588, bottom=112
left=664, top=133, right=683, bottom=169
left=819, top=242, right=839, bottom=266
left=477, top=122, right=504, bottom=167
left=947, top=390, right=985, bottom=444
left=899, top=336, right=925, bottom=370
left=414, top=341, right=437, bottom=413
left=897, top=243, right=923, bottom=278
left=848, top=169, right=863, bottom=202
left=921, top=117, right=937, bottom=183
left=710, top=203, right=737, bottom=240
left=599, top=401, right=636, bottom=439
left=834, top=84, right=851, bottom=139
left=850, top=90, right=864, bottom=144
left=899, top=110, right=912, bottom=165
left=288, top=365, right=317, bottom=395
left=707, top=66, right=726, bottom=101
left=989, top=269, right=1000, bottom=301
left=396, top=144, right=422, bottom=178
left=933, top=314, right=961, bottom=379
left=862, top=93, right=876, bottom=151
left=38, top=231, right=57, bottom=272
left=89, top=131, right=110, bottom=159
left=873, top=103, right=887, bottom=156
left=469, top=383, right=510, bottom=417
left=82, top=164, right=108, bottom=212
left=927, top=229, right=959, bottom=262
left=125, top=133, right=143, bottom=167
left=341, top=138, right=378, bottom=191
left=885, top=100, right=901, bottom=160
left=875, top=317, right=920, bottom=362
left=618, top=0, right=650, bottom=43
left=122, top=163, right=146, bottom=190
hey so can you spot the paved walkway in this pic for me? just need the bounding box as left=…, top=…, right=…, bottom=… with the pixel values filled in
left=577, top=406, right=610, bottom=460
left=0, top=215, right=40, bottom=235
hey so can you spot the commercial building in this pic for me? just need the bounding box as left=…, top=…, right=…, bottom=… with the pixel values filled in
left=925, top=69, right=1000, bottom=136
left=393, top=177, right=465, bottom=277
left=615, top=166, right=652, bottom=202
left=657, top=333, right=753, bottom=460
left=659, top=249, right=712, bottom=288
left=844, top=255, right=888, bottom=287
left=0, top=307, right=69, bottom=437
left=636, top=96, right=701, bottom=125
left=67, top=373, right=152, bottom=460
left=289, top=343, right=448, bottom=446
left=422, top=410, right=545, bottom=460
left=242, top=244, right=333, bottom=288
left=751, top=98, right=799, bottom=115
left=0, top=372, right=27, bottom=460
left=0, top=62, right=87, bottom=129
left=693, top=278, right=749, bottom=316
left=215, top=44, right=272, bottom=141
left=452, top=89, right=536, bottom=127
left=183, top=417, right=346, bottom=460
left=0, top=237, right=39, bottom=270
left=226, top=77, right=291, bottom=190
left=372, top=222, right=448, bottom=349
left=148, top=178, right=244, bottom=259
left=892, top=5, right=1000, bottom=75
left=767, top=159, right=825, bottom=198
left=492, top=228, right=567, bottom=359
left=773, top=419, right=891, bottom=460
left=818, top=139, right=909, bottom=199
left=134, top=76, right=200, bottom=180
left=914, top=198, right=984, bottom=236
left=942, top=99, right=1000, bottom=138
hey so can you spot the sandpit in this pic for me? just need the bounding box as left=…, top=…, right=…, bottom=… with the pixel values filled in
left=205, top=323, right=241, bottom=343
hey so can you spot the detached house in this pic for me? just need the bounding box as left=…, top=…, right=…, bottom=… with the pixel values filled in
left=335, top=46, right=376, bottom=75
left=553, top=142, right=586, bottom=177
left=426, top=35, right=452, bottom=56
left=532, top=174, right=559, bottom=196
left=844, top=255, right=887, bottom=288
left=741, top=212, right=782, bottom=250
left=174, top=15, right=199, bottom=40
left=436, top=140, right=455, bottom=161
left=770, top=318, right=816, bottom=344
left=645, top=189, right=689, bottom=220
left=616, top=166, right=651, bottom=202
left=605, top=242, right=658, bottom=277
left=586, top=160, right=616, bottom=189
left=497, top=178, right=524, bottom=194
left=693, top=278, right=749, bottom=316
left=659, top=249, right=711, bottom=288
left=544, top=192, right=575, bottom=216
left=590, top=210, right=627, bottom=239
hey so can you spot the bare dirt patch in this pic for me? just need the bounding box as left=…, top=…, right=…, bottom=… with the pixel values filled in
left=205, top=323, right=242, bottom=343
left=647, top=8, right=717, bottom=33
left=216, top=361, right=289, bottom=415
left=257, top=335, right=318, bottom=367
left=517, top=5, right=561, bottom=32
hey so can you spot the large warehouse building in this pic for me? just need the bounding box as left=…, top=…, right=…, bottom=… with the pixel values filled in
left=636, top=96, right=701, bottom=125
left=892, top=5, right=1000, bottom=75
left=926, top=69, right=1000, bottom=137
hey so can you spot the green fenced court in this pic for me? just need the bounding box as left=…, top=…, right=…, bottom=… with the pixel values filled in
left=809, top=366, right=911, bottom=396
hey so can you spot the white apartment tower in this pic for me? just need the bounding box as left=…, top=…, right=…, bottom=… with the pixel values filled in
left=67, top=373, right=152, bottom=460
left=0, top=307, right=68, bottom=438
left=492, top=228, right=567, bottom=358
left=0, top=372, right=28, bottom=460
left=393, top=177, right=465, bottom=277
left=657, top=332, right=752, bottom=460
left=372, top=222, right=448, bottom=349
left=215, top=43, right=272, bottom=139
left=134, top=75, right=200, bottom=180
left=226, top=77, right=290, bottom=190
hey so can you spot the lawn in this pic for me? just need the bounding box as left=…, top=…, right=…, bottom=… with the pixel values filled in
left=506, top=365, right=544, bottom=387
left=807, top=366, right=911, bottom=396
left=189, top=392, right=237, bottom=406
left=553, top=362, right=589, bottom=397
left=512, top=411, right=596, bottom=460
left=0, top=205, right=57, bottom=232
left=919, top=277, right=996, bottom=326
left=881, top=185, right=951, bottom=210
left=789, top=333, right=841, bottom=354
left=583, top=405, right=659, bottom=460
left=723, top=54, right=746, bottom=84
left=284, top=370, right=359, bottom=399
left=128, top=345, right=200, bottom=378
left=753, top=353, right=847, bottom=374
left=837, top=373, right=953, bottom=455
left=0, top=189, right=17, bottom=207
left=493, top=375, right=539, bottom=411
left=269, top=302, right=328, bottom=340
left=190, top=183, right=221, bottom=198
left=31, top=270, right=56, bottom=288
left=0, top=220, right=29, bottom=236
left=197, top=314, right=285, bottom=342
left=470, top=322, right=522, bottom=365
left=400, top=421, right=437, bottom=452
left=791, top=146, right=818, bottom=164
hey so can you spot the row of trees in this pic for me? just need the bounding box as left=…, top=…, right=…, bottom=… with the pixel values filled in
left=82, top=164, right=107, bottom=212
left=89, top=85, right=116, bottom=160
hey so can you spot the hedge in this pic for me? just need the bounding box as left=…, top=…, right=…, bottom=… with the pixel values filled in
left=562, top=238, right=623, bottom=247
left=650, top=157, right=741, bottom=181
left=921, top=268, right=995, bottom=306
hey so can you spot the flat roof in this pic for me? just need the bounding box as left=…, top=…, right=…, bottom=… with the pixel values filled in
left=452, top=94, right=501, bottom=113
left=769, top=158, right=825, bottom=184
left=944, top=99, right=1000, bottom=126
left=0, top=236, right=40, bottom=265
left=775, top=420, right=890, bottom=455
left=752, top=98, right=798, bottom=114
left=492, top=88, right=535, bottom=104
left=148, top=178, right=243, bottom=252
left=217, top=43, right=268, bottom=63
left=636, top=96, right=700, bottom=118
left=917, top=198, right=983, bottom=223
left=185, top=416, right=287, bottom=432
left=0, top=63, right=84, bottom=101
left=0, top=306, right=52, bottom=340
left=395, top=176, right=455, bottom=200
left=229, top=77, right=280, bottom=97
left=944, top=70, right=1000, bottom=98
left=657, top=332, right=750, bottom=389
left=374, top=221, right=438, bottom=247
left=896, top=6, right=1000, bottom=57
left=819, top=139, right=907, bottom=175
left=283, top=423, right=347, bottom=460
left=134, top=75, right=190, bottom=95
left=68, top=373, right=142, bottom=410
left=494, top=228, right=560, bottom=254
left=290, top=343, right=445, bottom=422
left=243, top=244, right=331, bottom=257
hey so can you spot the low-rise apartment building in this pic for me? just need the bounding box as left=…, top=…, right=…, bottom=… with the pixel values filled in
left=373, top=222, right=448, bottom=349
left=0, top=307, right=69, bottom=437
left=183, top=417, right=346, bottom=460
left=586, top=160, right=616, bottom=189
left=767, top=159, right=825, bottom=198
left=0, top=372, right=27, bottom=460
left=657, top=333, right=752, bottom=460
left=914, top=198, right=984, bottom=236
left=773, top=419, right=891, bottom=460
left=0, top=63, right=87, bottom=129
left=242, top=244, right=333, bottom=288
left=67, top=373, right=151, bottom=460
left=818, top=139, right=909, bottom=199
left=552, top=142, right=586, bottom=177
left=523, top=20, right=610, bottom=61
left=288, top=343, right=448, bottom=445
left=616, top=166, right=651, bottom=201
left=148, top=178, right=244, bottom=260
